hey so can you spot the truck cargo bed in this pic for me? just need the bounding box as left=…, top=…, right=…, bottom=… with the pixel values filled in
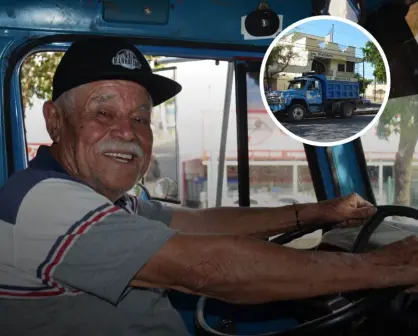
left=325, top=80, right=359, bottom=99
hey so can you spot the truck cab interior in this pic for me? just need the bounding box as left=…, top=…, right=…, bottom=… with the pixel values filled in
left=1, top=0, right=418, bottom=335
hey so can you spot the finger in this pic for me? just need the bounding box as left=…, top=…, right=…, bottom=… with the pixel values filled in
left=404, top=284, right=418, bottom=293
left=348, top=193, right=374, bottom=208
left=358, top=199, right=374, bottom=208
left=350, top=206, right=377, bottom=219
left=339, top=218, right=365, bottom=228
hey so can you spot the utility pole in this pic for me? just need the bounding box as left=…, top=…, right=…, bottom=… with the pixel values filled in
left=362, top=58, right=365, bottom=96
left=374, top=74, right=377, bottom=102
left=326, top=24, right=334, bottom=42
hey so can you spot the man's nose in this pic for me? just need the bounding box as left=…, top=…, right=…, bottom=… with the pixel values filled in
left=110, top=119, right=136, bottom=141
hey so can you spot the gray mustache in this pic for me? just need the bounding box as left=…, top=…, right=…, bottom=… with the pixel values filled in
left=97, top=140, right=144, bottom=157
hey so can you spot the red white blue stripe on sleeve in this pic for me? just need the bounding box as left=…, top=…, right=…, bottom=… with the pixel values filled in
left=36, top=203, right=122, bottom=289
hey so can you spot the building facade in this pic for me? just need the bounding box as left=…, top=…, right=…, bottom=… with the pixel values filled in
left=270, top=31, right=364, bottom=90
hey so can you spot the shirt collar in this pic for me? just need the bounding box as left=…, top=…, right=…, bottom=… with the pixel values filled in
left=29, top=145, right=127, bottom=205
left=29, top=145, right=68, bottom=174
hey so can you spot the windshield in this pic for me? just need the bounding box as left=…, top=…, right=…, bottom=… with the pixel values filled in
left=361, top=4, right=418, bottom=227
left=288, top=80, right=306, bottom=90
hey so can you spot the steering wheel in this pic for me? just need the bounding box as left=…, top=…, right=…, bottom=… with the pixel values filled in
left=135, top=182, right=152, bottom=201
left=195, top=205, right=418, bottom=336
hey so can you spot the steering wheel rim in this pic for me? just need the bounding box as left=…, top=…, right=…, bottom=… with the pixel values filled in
left=195, top=205, right=418, bottom=336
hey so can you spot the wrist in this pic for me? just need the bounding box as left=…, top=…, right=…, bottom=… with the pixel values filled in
left=293, top=202, right=321, bottom=227
left=363, top=252, right=416, bottom=288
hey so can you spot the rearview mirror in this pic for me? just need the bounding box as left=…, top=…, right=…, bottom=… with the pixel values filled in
left=154, top=177, right=178, bottom=199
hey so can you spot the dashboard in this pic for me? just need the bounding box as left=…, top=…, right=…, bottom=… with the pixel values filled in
left=321, top=220, right=418, bottom=251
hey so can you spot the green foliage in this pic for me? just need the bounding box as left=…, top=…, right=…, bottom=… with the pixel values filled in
left=266, top=43, right=297, bottom=77
left=20, top=52, right=64, bottom=111
left=376, top=95, right=418, bottom=140
left=249, top=43, right=298, bottom=88
left=263, top=43, right=298, bottom=90
left=362, top=41, right=386, bottom=83
left=354, top=73, right=373, bottom=94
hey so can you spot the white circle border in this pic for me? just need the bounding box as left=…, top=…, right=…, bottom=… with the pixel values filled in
left=259, top=15, right=391, bottom=147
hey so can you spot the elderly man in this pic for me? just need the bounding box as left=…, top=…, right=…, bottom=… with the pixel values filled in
left=1, top=37, right=418, bottom=336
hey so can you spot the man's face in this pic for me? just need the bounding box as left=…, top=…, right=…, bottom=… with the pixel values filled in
left=45, top=80, right=153, bottom=201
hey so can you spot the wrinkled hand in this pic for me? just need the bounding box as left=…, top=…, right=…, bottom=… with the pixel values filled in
left=317, top=193, right=377, bottom=228
left=370, top=235, right=418, bottom=291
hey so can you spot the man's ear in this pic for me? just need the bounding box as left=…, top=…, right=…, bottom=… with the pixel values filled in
left=43, top=100, right=64, bottom=143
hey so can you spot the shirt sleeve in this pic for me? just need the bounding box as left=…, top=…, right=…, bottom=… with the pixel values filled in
left=128, top=195, right=173, bottom=226
left=14, top=178, right=178, bottom=305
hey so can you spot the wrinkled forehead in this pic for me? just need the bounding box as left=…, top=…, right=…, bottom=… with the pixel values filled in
left=83, top=80, right=152, bottom=105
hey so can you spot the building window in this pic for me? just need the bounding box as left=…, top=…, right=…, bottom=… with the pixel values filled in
left=337, top=64, right=345, bottom=72
left=346, top=61, right=354, bottom=73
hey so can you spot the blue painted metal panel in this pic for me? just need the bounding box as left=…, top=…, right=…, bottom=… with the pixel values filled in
left=28, top=42, right=265, bottom=60
left=103, top=0, right=171, bottom=25
left=10, top=61, right=27, bottom=173
left=0, top=37, right=16, bottom=187
left=306, top=88, right=322, bottom=105
left=325, top=80, right=360, bottom=99
left=315, top=146, right=335, bottom=199
left=331, top=143, right=367, bottom=198
left=0, top=0, right=312, bottom=47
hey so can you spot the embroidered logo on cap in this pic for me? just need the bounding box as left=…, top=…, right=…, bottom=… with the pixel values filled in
left=112, top=49, right=142, bottom=70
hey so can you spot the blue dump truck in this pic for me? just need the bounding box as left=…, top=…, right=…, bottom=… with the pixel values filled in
left=266, top=72, right=360, bottom=122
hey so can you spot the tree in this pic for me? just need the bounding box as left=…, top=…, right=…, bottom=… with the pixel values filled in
left=367, top=2, right=418, bottom=208
left=362, top=41, right=386, bottom=83
left=264, top=43, right=298, bottom=90
left=353, top=73, right=373, bottom=95
left=20, top=52, right=64, bottom=111
left=248, top=42, right=298, bottom=89
left=376, top=96, right=418, bottom=206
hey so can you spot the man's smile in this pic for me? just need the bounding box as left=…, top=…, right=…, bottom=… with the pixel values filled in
left=103, top=151, right=138, bottom=163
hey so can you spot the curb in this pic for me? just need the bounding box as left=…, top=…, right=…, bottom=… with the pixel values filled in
left=353, top=109, right=379, bottom=116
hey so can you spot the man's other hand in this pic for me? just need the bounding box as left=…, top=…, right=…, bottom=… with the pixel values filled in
left=317, top=193, right=377, bottom=228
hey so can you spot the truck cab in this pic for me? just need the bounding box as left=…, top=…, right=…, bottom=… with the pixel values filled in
left=2, top=1, right=418, bottom=336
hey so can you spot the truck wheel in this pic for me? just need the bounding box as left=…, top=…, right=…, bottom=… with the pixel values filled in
left=288, top=104, right=306, bottom=121
left=341, top=103, right=354, bottom=118
left=325, top=110, right=335, bottom=119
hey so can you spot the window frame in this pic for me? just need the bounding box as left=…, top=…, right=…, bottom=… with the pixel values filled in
left=3, top=35, right=267, bottom=179
left=4, top=36, right=359, bottom=208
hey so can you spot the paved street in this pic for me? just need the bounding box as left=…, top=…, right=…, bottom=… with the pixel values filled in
left=355, top=102, right=381, bottom=114
left=281, top=114, right=377, bottom=143
left=277, top=103, right=381, bottom=143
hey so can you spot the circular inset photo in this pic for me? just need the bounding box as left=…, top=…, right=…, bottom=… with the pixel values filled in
left=260, top=15, right=391, bottom=147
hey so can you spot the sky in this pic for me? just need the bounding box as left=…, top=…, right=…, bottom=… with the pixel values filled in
left=289, top=19, right=378, bottom=79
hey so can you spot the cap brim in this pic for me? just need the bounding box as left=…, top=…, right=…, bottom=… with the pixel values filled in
left=120, top=72, right=182, bottom=107
left=66, top=72, right=182, bottom=107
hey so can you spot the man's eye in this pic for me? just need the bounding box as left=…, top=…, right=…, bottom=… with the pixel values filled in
left=134, top=117, right=150, bottom=124
left=97, top=111, right=107, bottom=117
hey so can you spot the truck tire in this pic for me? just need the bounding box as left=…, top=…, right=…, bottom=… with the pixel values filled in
left=341, top=103, right=354, bottom=118
left=288, top=104, right=306, bottom=121
left=325, top=110, right=335, bottom=119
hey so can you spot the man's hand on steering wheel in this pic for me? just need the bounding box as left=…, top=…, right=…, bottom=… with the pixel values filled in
left=315, top=193, right=377, bottom=229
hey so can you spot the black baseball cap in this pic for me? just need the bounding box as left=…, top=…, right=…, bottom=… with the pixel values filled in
left=52, top=37, right=182, bottom=106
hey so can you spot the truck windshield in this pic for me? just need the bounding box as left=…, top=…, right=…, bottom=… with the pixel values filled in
left=288, top=80, right=307, bottom=90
